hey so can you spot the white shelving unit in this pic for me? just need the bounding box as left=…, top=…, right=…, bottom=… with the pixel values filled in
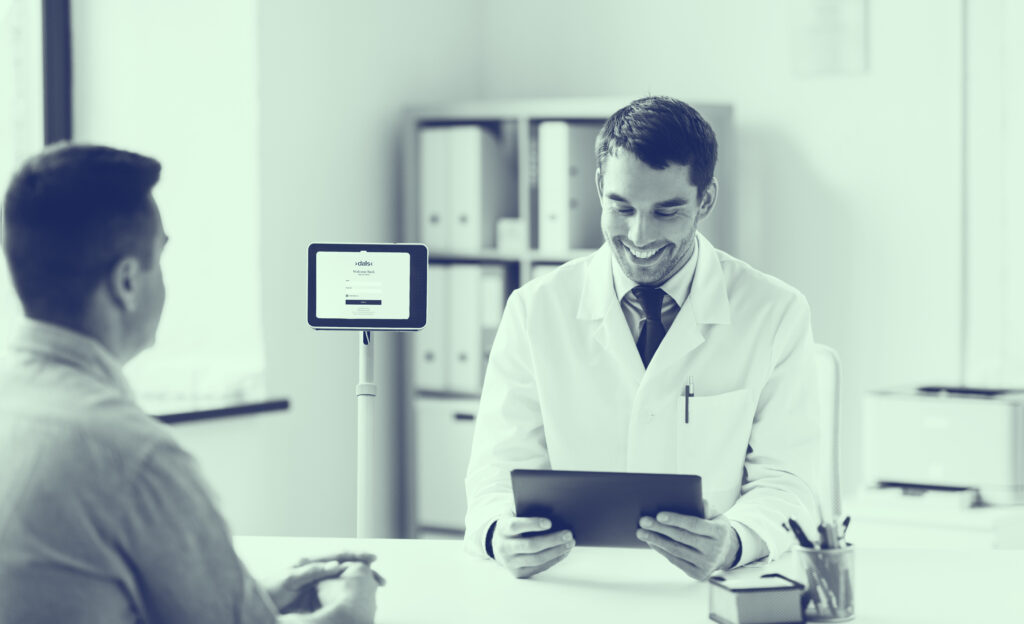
left=399, top=98, right=734, bottom=537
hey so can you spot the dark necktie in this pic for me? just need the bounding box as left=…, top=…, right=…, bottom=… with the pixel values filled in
left=634, top=286, right=666, bottom=368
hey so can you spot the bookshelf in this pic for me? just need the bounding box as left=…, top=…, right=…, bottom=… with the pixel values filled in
left=399, top=98, right=734, bottom=537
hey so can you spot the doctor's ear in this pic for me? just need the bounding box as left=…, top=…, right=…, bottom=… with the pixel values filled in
left=594, top=167, right=603, bottom=196
left=105, top=256, right=143, bottom=313
left=697, top=178, right=718, bottom=221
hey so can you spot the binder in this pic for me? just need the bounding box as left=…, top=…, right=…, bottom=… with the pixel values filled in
left=537, top=121, right=605, bottom=253
left=447, top=264, right=483, bottom=393
left=414, top=263, right=449, bottom=391
left=530, top=263, right=559, bottom=282
left=479, top=265, right=507, bottom=363
left=413, top=397, right=479, bottom=530
left=418, top=127, right=452, bottom=250
left=445, top=125, right=514, bottom=253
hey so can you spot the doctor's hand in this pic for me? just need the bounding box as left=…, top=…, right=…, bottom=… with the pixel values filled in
left=492, top=515, right=575, bottom=579
left=635, top=511, right=740, bottom=581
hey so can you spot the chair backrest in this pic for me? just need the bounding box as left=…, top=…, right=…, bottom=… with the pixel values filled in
left=813, top=344, right=842, bottom=521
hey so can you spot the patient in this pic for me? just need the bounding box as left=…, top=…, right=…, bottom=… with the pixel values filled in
left=0, top=143, right=380, bottom=623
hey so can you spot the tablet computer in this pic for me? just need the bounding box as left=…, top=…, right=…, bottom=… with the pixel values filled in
left=511, top=469, right=704, bottom=548
left=307, top=242, right=428, bottom=330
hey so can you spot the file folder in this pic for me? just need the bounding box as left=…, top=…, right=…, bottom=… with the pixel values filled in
left=419, top=127, right=452, bottom=251
left=537, top=121, right=605, bottom=253
left=448, top=264, right=483, bottom=393
left=479, top=265, right=507, bottom=363
left=414, top=263, right=450, bottom=390
left=530, top=263, right=559, bottom=282
left=446, top=125, right=514, bottom=252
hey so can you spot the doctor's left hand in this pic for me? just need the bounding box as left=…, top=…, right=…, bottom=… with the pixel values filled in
left=635, top=511, right=740, bottom=581
left=263, top=551, right=386, bottom=613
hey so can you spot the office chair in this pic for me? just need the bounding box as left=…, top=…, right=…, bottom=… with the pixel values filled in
left=814, top=344, right=842, bottom=522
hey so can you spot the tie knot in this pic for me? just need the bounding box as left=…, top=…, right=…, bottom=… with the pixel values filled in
left=632, top=286, right=666, bottom=318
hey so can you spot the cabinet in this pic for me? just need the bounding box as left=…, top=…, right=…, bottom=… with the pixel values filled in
left=399, top=98, right=734, bottom=536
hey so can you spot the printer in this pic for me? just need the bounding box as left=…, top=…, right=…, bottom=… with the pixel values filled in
left=862, top=386, right=1024, bottom=505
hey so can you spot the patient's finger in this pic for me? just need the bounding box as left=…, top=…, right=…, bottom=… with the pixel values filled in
left=295, top=551, right=377, bottom=567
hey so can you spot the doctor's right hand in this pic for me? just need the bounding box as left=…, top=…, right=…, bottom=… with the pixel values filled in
left=492, top=515, right=575, bottom=579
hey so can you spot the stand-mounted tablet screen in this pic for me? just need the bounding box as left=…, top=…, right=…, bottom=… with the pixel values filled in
left=308, top=243, right=428, bottom=330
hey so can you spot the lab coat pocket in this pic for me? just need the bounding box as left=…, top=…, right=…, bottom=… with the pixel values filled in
left=676, top=389, right=754, bottom=498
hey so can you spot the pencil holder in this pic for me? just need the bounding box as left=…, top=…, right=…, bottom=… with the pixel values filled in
left=794, top=545, right=854, bottom=622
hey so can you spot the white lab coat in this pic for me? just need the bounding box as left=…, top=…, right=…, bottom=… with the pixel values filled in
left=464, top=233, right=820, bottom=562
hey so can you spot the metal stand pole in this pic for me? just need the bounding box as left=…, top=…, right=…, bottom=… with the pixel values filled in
left=356, top=330, right=378, bottom=538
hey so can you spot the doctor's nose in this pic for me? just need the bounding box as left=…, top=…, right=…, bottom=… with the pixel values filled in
left=627, top=214, right=658, bottom=248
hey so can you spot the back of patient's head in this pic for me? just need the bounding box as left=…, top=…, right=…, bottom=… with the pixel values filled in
left=2, top=143, right=162, bottom=325
left=595, top=95, right=718, bottom=196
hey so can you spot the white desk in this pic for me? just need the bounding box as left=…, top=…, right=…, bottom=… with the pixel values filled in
left=235, top=537, right=1019, bottom=623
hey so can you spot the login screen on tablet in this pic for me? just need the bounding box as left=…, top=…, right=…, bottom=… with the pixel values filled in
left=307, top=243, right=427, bottom=330
left=316, top=250, right=410, bottom=320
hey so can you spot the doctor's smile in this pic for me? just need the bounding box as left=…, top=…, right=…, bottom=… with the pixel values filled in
left=618, top=240, right=669, bottom=263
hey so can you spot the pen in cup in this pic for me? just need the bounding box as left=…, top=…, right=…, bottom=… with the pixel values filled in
left=788, top=518, right=816, bottom=549
left=818, top=521, right=839, bottom=549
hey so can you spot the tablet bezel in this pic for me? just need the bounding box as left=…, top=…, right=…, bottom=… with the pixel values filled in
left=307, top=242, right=428, bottom=330
left=511, top=469, right=705, bottom=548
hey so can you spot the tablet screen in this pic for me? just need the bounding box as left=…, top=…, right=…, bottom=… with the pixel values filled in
left=308, top=243, right=427, bottom=330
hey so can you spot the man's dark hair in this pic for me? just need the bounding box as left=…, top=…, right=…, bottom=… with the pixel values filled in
left=595, top=96, right=718, bottom=196
left=2, top=143, right=162, bottom=323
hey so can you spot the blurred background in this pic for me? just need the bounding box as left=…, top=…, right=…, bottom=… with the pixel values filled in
left=2, top=0, right=1022, bottom=547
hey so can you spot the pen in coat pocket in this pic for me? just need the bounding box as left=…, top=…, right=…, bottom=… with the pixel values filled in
left=682, top=376, right=694, bottom=424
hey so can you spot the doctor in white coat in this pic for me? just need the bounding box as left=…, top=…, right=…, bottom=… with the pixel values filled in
left=464, top=96, right=819, bottom=580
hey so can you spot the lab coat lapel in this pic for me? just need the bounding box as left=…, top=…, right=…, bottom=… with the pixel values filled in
left=577, top=245, right=645, bottom=389
left=639, top=233, right=732, bottom=397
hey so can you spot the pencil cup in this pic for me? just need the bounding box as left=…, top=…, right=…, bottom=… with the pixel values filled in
left=794, top=545, right=854, bottom=622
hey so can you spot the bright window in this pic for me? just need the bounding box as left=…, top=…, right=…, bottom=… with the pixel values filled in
left=0, top=1, right=45, bottom=346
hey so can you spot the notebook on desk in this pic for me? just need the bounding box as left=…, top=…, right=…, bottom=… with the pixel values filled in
left=511, top=469, right=704, bottom=548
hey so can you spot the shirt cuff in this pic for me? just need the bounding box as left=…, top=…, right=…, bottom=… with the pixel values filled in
left=484, top=520, right=498, bottom=559
left=730, top=520, right=769, bottom=568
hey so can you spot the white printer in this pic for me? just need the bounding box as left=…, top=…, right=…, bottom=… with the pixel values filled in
left=862, top=386, right=1024, bottom=505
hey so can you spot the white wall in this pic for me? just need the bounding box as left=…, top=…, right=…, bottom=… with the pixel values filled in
left=477, top=0, right=966, bottom=494
left=0, top=0, right=45, bottom=345
left=252, top=0, right=486, bottom=536
left=964, top=0, right=1024, bottom=387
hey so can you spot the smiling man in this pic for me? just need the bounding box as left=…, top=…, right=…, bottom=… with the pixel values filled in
left=465, top=96, right=820, bottom=580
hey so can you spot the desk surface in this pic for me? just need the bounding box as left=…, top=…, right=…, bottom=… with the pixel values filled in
left=235, top=537, right=1019, bottom=624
